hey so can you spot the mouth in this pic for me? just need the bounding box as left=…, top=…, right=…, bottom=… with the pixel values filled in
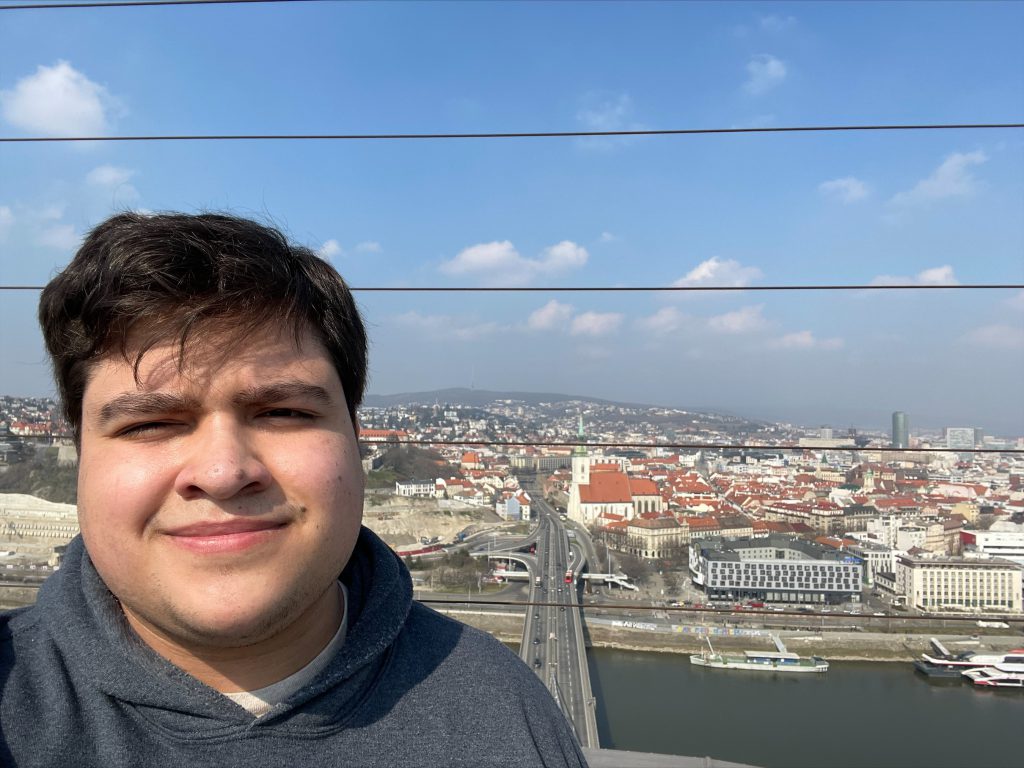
left=165, top=519, right=288, bottom=555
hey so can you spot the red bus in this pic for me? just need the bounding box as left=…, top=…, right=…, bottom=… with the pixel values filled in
left=564, top=569, right=573, bottom=584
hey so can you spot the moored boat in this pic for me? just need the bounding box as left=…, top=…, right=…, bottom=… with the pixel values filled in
left=913, top=659, right=963, bottom=679
left=961, top=663, right=1024, bottom=688
left=690, top=635, right=828, bottom=674
left=921, top=637, right=1024, bottom=670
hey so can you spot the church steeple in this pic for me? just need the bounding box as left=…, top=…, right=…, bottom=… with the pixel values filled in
left=573, top=413, right=587, bottom=457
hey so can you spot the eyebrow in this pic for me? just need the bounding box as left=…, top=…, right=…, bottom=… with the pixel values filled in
left=231, top=382, right=335, bottom=409
left=94, top=382, right=333, bottom=428
left=96, top=392, right=203, bottom=428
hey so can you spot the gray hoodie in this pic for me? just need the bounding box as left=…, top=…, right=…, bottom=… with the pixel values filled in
left=0, top=528, right=587, bottom=767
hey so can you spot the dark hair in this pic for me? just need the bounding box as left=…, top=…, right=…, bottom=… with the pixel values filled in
left=39, top=212, right=367, bottom=442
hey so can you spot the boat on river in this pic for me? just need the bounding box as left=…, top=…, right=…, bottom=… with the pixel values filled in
left=962, top=663, right=1024, bottom=688
left=920, top=637, right=1024, bottom=670
left=690, top=635, right=828, bottom=674
left=913, top=659, right=963, bottom=679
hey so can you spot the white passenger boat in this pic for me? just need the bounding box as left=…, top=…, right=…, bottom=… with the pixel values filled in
left=961, top=663, right=1024, bottom=688
left=922, top=639, right=1024, bottom=670
left=690, top=636, right=828, bottom=674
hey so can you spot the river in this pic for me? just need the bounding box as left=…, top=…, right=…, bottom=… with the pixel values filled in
left=586, top=648, right=1024, bottom=768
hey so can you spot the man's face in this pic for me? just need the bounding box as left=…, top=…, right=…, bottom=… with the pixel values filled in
left=77, top=323, right=363, bottom=649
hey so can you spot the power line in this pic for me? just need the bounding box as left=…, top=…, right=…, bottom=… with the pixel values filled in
left=415, top=597, right=1021, bottom=623
left=2, top=123, right=1021, bottom=144
left=364, top=438, right=1020, bottom=454
left=2, top=283, right=1022, bottom=292
left=0, top=0, right=310, bottom=10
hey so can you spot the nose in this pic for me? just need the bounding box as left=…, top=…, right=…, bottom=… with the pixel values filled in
left=174, top=416, right=272, bottom=500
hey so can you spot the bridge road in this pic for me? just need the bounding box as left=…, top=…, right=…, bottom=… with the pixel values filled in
left=533, top=497, right=600, bottom=749
left=471, top=491, right=599, bottom=749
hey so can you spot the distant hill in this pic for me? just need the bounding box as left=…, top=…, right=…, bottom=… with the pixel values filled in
left=362, top=387, right=632, bottom=409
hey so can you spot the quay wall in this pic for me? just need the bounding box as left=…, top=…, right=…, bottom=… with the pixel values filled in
left=442, top=607, right=1024, bottom=662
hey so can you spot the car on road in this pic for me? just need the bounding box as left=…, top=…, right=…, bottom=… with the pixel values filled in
left=560, top=606, right=566, bottom=612
left=534, top=613, right=540, bottom=620
left=533, top=658, right=542, bottom=668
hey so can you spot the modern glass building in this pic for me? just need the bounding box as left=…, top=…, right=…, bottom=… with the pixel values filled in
left=891, top=411, right=909, bottom=449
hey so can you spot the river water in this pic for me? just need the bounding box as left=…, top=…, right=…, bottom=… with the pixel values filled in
left=586, top=648, right=1024, bottom=768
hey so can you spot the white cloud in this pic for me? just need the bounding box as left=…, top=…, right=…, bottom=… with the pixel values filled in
left=439, top=239, right=588, bottom=286
left=870, top=265, right=959, bottom=286
left=527, top=300, right=574, bottom=331
left=672, top=257, right=762, bottom=290
left=317, top=239, right=342, bottom=259
left=570, top=311, right=623, bottom=337
left=394, top=311, right=501, bottom=341
left=771, top=331, right=844, bottom=350
left=0, top=60, right=119, bottom=136
left=86, top=164, right=139, bottom=201
left=36, top=223, right=79, bottom=251
left=599, top=231, right=617, bottom=243
left=636, top=307, right=689, bottom=335
left=0, top=206, right=13, bottom=241
left=355, top=241, right=382, bottom=253
left=917, top=266, right=958, bottom=285
left=964, top=324, right=1024, bottom=350
left=86, top=165, right=133, bottom=187
left=542, top=241, right=588, bottom=271
left=891, top=150, right=987, bottom=205
left=819, top=176, right=868, bottom=203
left=1006, top=291, right=1024, bottom=311
left=744, top=54, right=786, bottom=95
left=708, top=304, right=766, bottom=334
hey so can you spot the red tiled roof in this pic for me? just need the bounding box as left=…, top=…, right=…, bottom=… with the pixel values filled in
left=579, top=472, right=632, bottom=504
left=629, top=477, right=660, bottom=496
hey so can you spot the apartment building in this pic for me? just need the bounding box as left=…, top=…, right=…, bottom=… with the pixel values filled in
left=689, top=535, right=864, bottom=605
left=960, top=528, right=1024, bottom=567
left=895, top=553, right=1023, bottom=614
left=624, top=517, right=688, bottom=560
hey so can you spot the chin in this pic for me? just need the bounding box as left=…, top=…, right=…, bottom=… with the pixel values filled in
left=174, top=597, right=300, bottom=647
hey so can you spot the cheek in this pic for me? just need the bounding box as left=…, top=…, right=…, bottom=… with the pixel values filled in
left=78, top=448, right=173, bottom=533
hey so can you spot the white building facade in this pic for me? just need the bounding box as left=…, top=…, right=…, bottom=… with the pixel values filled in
left=895, top=554, right=1023, bottom=614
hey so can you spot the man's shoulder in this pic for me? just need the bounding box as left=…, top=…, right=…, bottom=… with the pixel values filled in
left=366, top=602, right=588, bottom=766
left=387, top=600, right=554, bottom=704
left=0, top=604, right=42, bottom=646
left=403, top=601, right=526, bottom=673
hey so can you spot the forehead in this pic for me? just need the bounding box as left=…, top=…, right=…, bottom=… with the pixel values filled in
left=84, top=323, right=337, bottom=401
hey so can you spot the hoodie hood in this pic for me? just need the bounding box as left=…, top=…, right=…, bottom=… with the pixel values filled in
left=37, top=526, right=412, bottom=734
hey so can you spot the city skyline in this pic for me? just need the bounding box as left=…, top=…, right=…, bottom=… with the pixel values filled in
left=1, top=1, right=1022, bottom=433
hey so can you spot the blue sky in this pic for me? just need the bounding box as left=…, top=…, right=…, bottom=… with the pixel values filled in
left=1, top=1, right=1022, bottom=434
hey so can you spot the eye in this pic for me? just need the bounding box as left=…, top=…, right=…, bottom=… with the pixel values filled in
left=259, top=408, right=316, bottom=420
left=117, top=421, right=179, bottom=438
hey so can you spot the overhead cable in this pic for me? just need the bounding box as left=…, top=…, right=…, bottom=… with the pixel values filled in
left=415, top=597, right=1020, bottom=623
left=0, top=0, right=307, bottom=10
left=2, top=122, right=1022, bottom=143
left=362, top=438, right=1020, bottom=455
left=2, top=283, right=1021, bottom=292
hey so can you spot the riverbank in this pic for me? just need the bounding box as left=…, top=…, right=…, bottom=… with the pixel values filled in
left=435, top=606, right=1024, bottom=662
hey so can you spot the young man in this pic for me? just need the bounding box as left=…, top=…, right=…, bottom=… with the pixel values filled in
left=0, top=213, right=587, bottom=767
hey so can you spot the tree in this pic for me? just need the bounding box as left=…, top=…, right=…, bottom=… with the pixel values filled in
left=616, top=552, right=652, bottom=586
left=0, top=448, right=78, bottom=504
